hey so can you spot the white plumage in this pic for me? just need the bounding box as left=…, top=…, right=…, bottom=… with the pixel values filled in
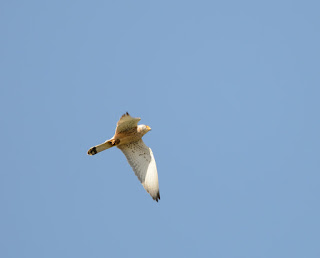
left=118, top=140, right=159, bottom=200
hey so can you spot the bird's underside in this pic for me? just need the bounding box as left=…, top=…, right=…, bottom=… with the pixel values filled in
left=87, top=112, right=160, bottom=202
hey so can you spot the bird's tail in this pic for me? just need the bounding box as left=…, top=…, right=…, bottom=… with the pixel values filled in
left=87, top=139, right=115, bottom=155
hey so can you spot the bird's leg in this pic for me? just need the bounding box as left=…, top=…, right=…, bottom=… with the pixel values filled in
left=111, top=138, right=120, bottom=146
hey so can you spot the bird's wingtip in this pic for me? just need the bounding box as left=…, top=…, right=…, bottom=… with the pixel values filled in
left=120, top=112, right=130, bottom=119
left=154, top=191, right=160, bottom=202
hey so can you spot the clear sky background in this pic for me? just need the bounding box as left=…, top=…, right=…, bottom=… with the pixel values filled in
left=1, top=1, right=319, bottom=257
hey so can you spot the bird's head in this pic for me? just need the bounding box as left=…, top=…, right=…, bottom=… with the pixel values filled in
left=139, top=124, right=152, bottom=135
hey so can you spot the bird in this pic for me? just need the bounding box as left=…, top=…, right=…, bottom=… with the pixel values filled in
left=87, top=112, right=160, bottom=202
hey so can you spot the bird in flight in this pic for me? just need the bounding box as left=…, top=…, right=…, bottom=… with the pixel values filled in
left=87, top=112, right=160, bottom=202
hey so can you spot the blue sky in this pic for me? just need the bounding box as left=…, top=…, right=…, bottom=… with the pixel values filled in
left=1, top=1, right=319, bottom=257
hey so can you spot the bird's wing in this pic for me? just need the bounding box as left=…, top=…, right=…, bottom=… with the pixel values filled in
left=117, top=139, right=160, bottom=201
left=115, top=112, right=141, bottom=134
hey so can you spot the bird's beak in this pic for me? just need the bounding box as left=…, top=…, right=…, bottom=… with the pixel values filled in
left=146, top=125, right=152, bottom=131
